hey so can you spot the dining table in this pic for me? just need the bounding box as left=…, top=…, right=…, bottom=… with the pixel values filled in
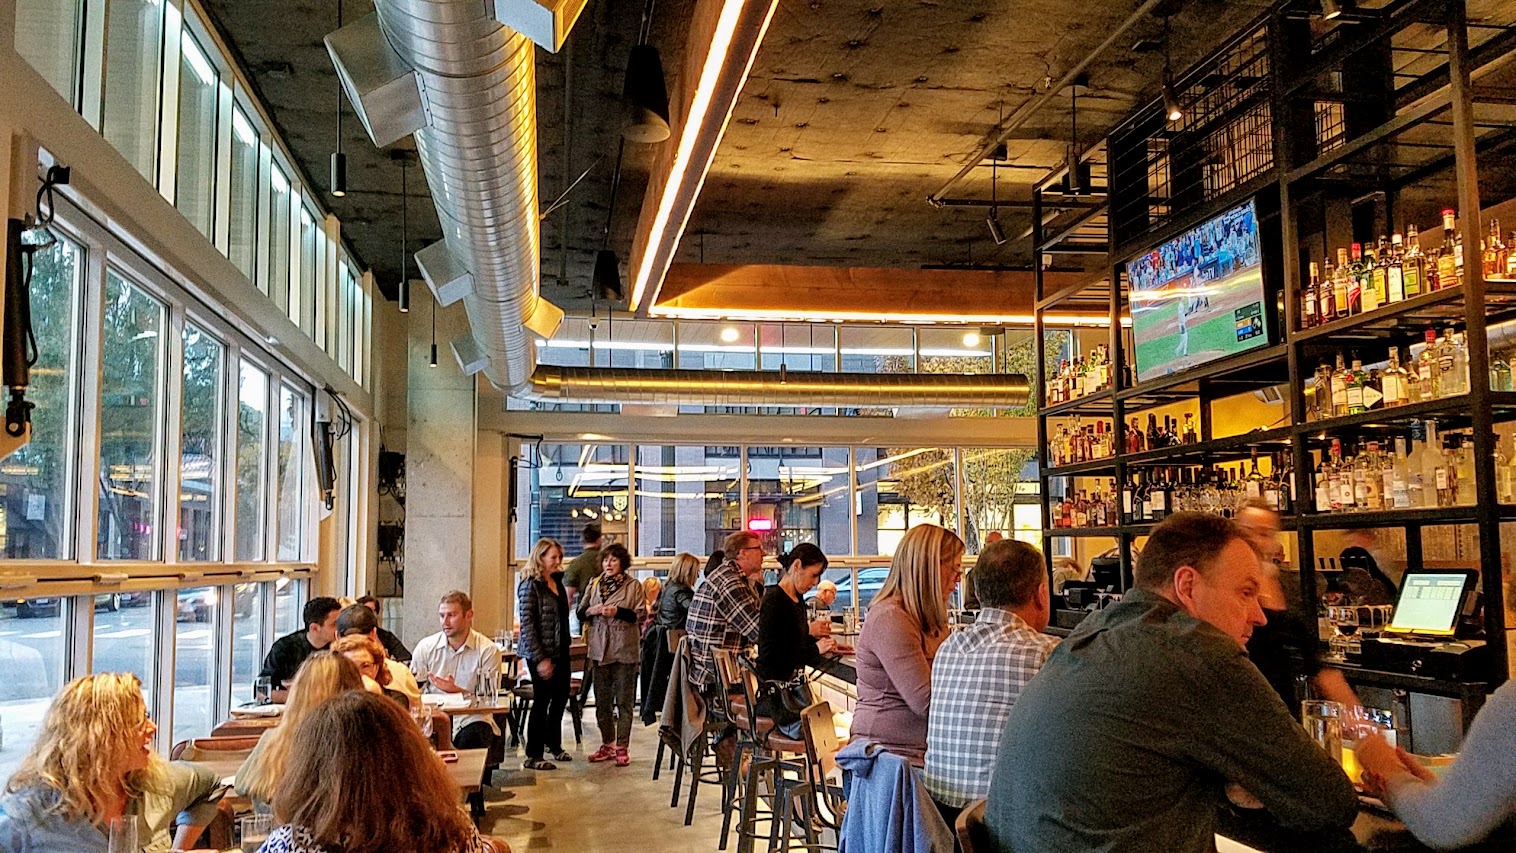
left=191, top=748, right=490, bottom=794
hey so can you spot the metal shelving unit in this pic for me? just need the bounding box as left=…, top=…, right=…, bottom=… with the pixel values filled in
left=1035, top=0, right=1516, bottom=693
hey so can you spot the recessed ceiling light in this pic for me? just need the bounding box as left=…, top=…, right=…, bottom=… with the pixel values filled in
left=962, top=332, right=981, bottom=347
left=720, top=326, right=741, bottom=343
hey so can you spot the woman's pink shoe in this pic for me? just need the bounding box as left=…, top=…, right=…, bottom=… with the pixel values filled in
left=587, top=743, right=616, bottom=762
left=614, top=747, right=630, bottom=767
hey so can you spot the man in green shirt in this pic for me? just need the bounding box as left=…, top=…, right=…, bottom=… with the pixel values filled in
left=986, top=511, right=1358, bottom=852
left=564, top=523, right=603, bottom=633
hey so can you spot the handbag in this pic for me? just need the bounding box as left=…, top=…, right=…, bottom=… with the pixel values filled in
left=760, top=673, right=814, bottom=740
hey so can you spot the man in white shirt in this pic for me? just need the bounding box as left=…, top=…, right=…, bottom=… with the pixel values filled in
left=336, top=603, right=421, bottom=707
left=410, top=590, right=501, bottom=816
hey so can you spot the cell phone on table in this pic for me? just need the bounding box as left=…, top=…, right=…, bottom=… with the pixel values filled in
left=436, top=750, right=459, bottom=762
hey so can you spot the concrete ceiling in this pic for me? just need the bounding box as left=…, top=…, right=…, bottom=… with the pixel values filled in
left=203, top=0, right=1268, bottom=310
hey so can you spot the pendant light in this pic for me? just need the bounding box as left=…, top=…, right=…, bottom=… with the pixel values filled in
left=429, top=286, right=438, bottom=367
left=593, top=139, right=627, bottom=301
left=330, top=0, right=347, bottom=197
left=1066, top=77, right=1087, bottom=197
left=622, top=0, right=671, bottom=143
left=1162, top=15, right=1183, bottom=124
left=398, top=153, right=410, bottom=313
left=985, top=141, right=1006, bottom=246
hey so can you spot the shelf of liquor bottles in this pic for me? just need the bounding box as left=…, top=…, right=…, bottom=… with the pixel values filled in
left=1042, top=527, right=1125, bottom=539
left=1294, top=277, right=1516, bottom=346
left=1300, top=392, right=1516, bottom=436
left=1040, top=389, right=1114, bottom=419
left=1121, top=425, right=1294, bottom=468
left=1293, top=505, right=1516, bottom=530
left=1043, top=458, right=1119, bottom=478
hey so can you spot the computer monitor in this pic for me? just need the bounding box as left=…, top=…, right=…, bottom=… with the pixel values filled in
left=1386, top=569, right=1478, bottom=637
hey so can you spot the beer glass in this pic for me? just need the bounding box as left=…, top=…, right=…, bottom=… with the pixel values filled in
left=253, top=676, right=272, bottom=705
left=107, top=816, right=138, bottom=853
left=238, top=814, right=272, bottom=852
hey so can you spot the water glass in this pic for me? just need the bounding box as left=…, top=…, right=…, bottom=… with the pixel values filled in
left=413, top=703, right=435, bottom=739
left=1302, top=699, right=1346, bottom=764
left=494, top=629, right=510, bottom=651
left=107, top=816, right=137, bottom=853
left=253, top=676, right=272, bottom=705
left=238, top=813, right=272, bottom=852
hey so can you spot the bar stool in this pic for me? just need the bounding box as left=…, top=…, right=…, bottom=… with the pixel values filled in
left=774, top=701, right=847, bottom=850
left=660, top=637, right=729, bottom=827
left=721, top=653, right=808, bottom=853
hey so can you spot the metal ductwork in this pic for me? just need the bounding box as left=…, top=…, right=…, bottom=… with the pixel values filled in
left=528, top=367, right=1030, bottom=409
left=329, top=1, right=566, bottom=392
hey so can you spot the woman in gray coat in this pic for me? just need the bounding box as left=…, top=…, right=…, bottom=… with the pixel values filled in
left=576, top=543, right=646, bottom=767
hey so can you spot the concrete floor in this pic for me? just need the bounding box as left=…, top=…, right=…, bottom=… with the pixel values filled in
left=478, top=721, right=735, bottom=852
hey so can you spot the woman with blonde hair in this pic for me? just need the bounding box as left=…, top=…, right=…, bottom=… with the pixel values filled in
left=0, top=673, right=224, bottom=851
left=516, top=537, right=572, bottom=770
left=851, top=523, right=965, bottom=764
left=639, top=553, right=700, bottom=724
left=259, top=690, right=509, bottom=853
left=236, top=651, right=364, bottom=808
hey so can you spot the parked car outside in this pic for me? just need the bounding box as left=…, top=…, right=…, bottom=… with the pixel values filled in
left=176, top=587, right=218, bottom=622
left=3, top=594, right=125, bottom=618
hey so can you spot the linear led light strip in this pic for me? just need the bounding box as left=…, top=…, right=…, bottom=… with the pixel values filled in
left=650, top=306, right=1131, bottom=327
left=628, top=0, right=780, bottom=311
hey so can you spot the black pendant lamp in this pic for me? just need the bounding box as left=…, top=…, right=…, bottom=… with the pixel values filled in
left=330, top=0, right=347, bottom=197
left=1066, top=76, right=1088, bottom=196
left=623, top=1, right=671, bottom=143
left=593, top=249, right=624, bottom=301
left=1162, top=15, right=1184, bottom=124
left=398, top=153, right=410, bottom=313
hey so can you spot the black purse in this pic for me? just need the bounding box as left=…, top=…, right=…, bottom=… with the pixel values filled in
left=760, top=673, right=814, bottom=740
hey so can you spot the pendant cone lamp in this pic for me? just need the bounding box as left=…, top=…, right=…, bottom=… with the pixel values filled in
left=623, top=44, right=671, bottom=143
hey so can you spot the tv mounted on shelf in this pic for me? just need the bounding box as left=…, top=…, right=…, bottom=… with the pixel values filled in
left=1127, top=198, right=1268, bottom=383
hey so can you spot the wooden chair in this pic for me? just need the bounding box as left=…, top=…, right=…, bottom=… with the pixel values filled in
left=209, top=716, right=278, bottom=738
left=955, top=798, right=990, bottom=853
left=725, top=654, right=807, bottom=853
left=565, top=643, right=588, bottom=744
left=776, top=700, right=847, bottom=850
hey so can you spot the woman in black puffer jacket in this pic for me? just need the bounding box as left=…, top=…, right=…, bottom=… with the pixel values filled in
left=516, top=537, right=572, bottom=770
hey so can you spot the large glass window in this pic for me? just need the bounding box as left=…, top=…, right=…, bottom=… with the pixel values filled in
left=297, top=208, right=318, bottom=333
left=175, top=31, right=218, bottom=237
left=634, top=446, right=740, bottom=558
left=855, top=447, right=956, bottom=556
left=276, top=385, right=306, bottom=561
left=228, top=108, right=260, bottom=281
left=93, top=591, right=155, bottom=700
left=274, top=578, right=302, bottom=634
left=840, top=326, right=914, bottom=373
left=101, top=0, right=165, bottom=180
left=759, top=324, right=837, bottom=373
left=266, top=167, right=292, bottom=310
left=960, top=448, right=1037, bottom=553
left=234, top=362, right=268, bottom=561
left=230, top=582, right=264, bottom=706
left=0, top=596, right=70, bottom=781
left=746, top=447, right=851, bottom=556
left=171, top=586, right=216, bottom=743
left=179, top=325, right=224, bottom=561
left=98, top=273, right=166, bottom=561
left=1, top=236, right=80, bottom=559
left=15, top=0, right=82, bottom=103
left=530, top=444, right=630, bottom=555
left=919, top=328, right=993, bottom=375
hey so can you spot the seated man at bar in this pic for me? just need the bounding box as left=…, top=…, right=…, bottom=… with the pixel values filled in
left=337, top=602, right=422, bottom=708
left=357, top=594, right=412, bottom=663
left=685, top=530, right=766, bottom=699
left=258, top=596, right=342, bottom=703
left=925, top=538, right=1058, bottom=828
left=985, top=512, right=1358, bottom=853
left=411, top=590, right=502, bottom=818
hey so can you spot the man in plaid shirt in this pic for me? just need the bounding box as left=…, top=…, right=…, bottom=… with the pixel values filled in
left=686, top=530, right=767, bottom=692
left=924, top=538, right=1059, bottom=826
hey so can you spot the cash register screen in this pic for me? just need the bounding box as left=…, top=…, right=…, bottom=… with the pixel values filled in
left=1387, top=571, right=1476, bottom=636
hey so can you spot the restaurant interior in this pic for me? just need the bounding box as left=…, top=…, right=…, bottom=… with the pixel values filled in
left=3, top=0, right=1516, bottom=850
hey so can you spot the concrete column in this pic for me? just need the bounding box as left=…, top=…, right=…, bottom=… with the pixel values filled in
left=403, top=291, right=476, bottom=647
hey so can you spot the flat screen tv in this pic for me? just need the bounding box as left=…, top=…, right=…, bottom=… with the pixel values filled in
left=1128, top=198, right=1267, bottom=383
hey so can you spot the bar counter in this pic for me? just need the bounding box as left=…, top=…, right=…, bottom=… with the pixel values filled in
left=805, top=636, right=1508, bottom=853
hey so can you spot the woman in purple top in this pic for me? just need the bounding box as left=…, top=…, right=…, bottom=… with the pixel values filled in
left=851, top=524, right=965, bottom=765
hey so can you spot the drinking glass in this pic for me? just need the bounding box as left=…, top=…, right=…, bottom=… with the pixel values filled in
left=494, top=629, right=510, bottom=651
left=238, top=814, right=272, bottom=852
left=413, top=703, right=435, bottom=739
left=107, top=816, right=138, bottom=853
left=1302, top=699, right=1346, bottom=764
left=253, top=676, right=272, bottom=705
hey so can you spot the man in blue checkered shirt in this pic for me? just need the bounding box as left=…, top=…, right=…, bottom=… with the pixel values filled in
left=924, top=538, right=1059, bottom=827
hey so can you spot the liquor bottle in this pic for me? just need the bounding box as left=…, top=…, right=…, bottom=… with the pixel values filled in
left=1387, top=438, right=1410, bottom=509
left=1279, top=451, right=1296, bottom=513
left=1454, top=435, right=1475, bottom=505
left=1436, top=434, right=1458, bottom=507
left=1418, top=329, right=1440, bottom=399
left=1413, top=420, right=1441, bottom=508
left=1403, top=428, right=1425, bottom=508
left=1330, top=439, right=1353, bottom=511
left=1303, top=261, right=1320, bottom=329
left=1498, top=436, right=1515, bottom=504
left=1128, top=417, right=1145, bottom=453
left=1245, top=448, right=1265, bottom=500
left=1403, top=225, right=1425, bottom=297
left=1149, top=468, right=1168, bottom=521
left=1349, top=243, right=1368, bottom=314
left=1382, top=346, right=1409, bottom=407
left=1436, top=327, right=1465, bottom=397
left=1438, top=209, right=1459, bottom=289
left=1386, top=233, right=1406, bottom=303
left=1507, top=231, right=1516, bottom=278
left=1484, top=218, right=1504, bottom=281
left=1449, top=330, right=1470, bottom=396
left=1356, top=441, right=1383, bottom=510
left=1492, top=349, right=1513, bottom=392
left=1333, top=248, right=1351, bottom=318
left=1183, top=412, right=1198, bottom=445
left=1369, top=238, right=1389, bottom=309
left=1321, top=256, right=1338, bottom=321
left=1332, top=353, right=1351, bottom=416
left=1346, top=356, right=1366, bottom=415
left=1147, top=414, right=1161, bottom=450
left=1262, top=453, right=1281, bottom=510
left=1314, top=454, right=1332, bottom=512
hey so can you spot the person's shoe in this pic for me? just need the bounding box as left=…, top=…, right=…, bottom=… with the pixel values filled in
left=522, top=758, right=557, bottom=770
left=615, top=747, right=630, bottom=767
left=551, top=750, right=573, bottom=762
left=587, top=743, right=617, bottom=762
